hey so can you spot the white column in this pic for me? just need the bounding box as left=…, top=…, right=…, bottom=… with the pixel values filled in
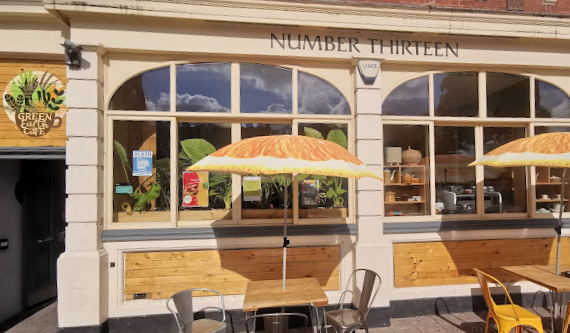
left=353, top=58, right=391, bottom=309
left=57, top=46, right=109, bottom=328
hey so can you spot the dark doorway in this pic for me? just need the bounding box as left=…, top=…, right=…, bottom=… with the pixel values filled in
left=19, top=159, right=66, bottom=307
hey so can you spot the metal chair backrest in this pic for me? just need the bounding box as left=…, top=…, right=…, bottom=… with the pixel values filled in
left=166, top=288, right=226, bottom=333
left=340, top=269, right=381, bottom=317
left=474, top=268, right=519, bottom=320
left=245, top=313, right=308, bottom=333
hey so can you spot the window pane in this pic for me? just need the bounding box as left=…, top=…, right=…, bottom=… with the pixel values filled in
left=113, top=121, right=171, bottom=222
left=241, top=123, right=293, bottom=219
left=483, top=127, right=527, bottom=214
left=487, top=73, right=530, bottom=118
left=298, top=72, right=350, bottom=115
left=176, top=63, right=231, bottom=113
left=536, top=80, right=570, bottom=118
left=298, top=124, right=349, bottom=219
left=534, top=127, right=570, bottom=214
left=383, top=125, right=430, bottom=216
left=434, top=127, right=476, bottom=215
left=178, top=123, right=232, bottom=221
left=109, top=67, right=170, bottom=111
left=434, top=72, right=478, bottom=117
left=382, top=76, right=429, bottom=116
left=240, top=63, right=292, bottom=114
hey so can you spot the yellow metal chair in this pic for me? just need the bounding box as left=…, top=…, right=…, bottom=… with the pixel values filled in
left=563, top=304, right=570, bottom=333
left=474, top=268, right=544, bottom=333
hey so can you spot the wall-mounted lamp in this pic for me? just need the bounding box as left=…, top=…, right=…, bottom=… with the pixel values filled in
left=63, top=39, right=82, bottom=68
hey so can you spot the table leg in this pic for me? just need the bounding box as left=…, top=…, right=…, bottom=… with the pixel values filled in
left=245, top=311, right=257, bottom=333
left=309, top=305, right=325, bottom=333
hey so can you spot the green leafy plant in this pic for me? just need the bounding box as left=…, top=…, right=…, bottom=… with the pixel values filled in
left=301, top=126, right=348, bottom=207
left=178, top=138, right=232, bottom=209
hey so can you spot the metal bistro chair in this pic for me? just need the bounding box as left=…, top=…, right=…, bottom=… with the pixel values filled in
left=245, top=313, right=308, bottom=333
left=166, top=288, right=227, bottom=333
left=325, top=269, right=381, bottom=333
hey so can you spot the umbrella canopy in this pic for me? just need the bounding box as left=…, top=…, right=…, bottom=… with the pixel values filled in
left=470, top=132, right=570, bottom=168
left=186, top=135, right=381, bottom=289
left=186, top=135, right=381, bottom=180
left=469, top=132, right=570, bottom=275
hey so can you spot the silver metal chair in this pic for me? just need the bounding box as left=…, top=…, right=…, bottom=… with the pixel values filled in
left=166, top=288, right=227, bottom=333
left=245, top=313, right=308, bottom=333
left=325, top=269, right=381, bottom=333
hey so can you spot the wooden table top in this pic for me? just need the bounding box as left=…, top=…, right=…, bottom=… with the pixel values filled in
left=242, top=278, right=329, bottom=312
left=502, top=265, right=570, bottom=293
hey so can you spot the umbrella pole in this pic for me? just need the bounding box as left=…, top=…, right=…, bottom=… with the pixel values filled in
left=556, top=168, right=567, bottom=276
left=283, top=175, right=290, bottom=290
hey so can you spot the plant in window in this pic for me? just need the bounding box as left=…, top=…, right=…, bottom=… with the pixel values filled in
left=114, top=140, right=168, bottom=212
left=302, top=127, right=348, bottom=207
left=179, top=138, right=232, bottom=209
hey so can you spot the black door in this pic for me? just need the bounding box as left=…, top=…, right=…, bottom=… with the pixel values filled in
left=19, top=160, right=66, bottom=307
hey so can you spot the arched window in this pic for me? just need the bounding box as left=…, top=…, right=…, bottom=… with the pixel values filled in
left=107, top=62, right=352, bottom=226
left=382, top=71, right=570, bottom=220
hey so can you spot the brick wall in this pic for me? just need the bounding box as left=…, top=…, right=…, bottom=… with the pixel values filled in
left=274, top=0, right=570, bottom=16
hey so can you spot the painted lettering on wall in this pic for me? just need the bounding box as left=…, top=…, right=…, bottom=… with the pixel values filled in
left=3, top=70, right=67, bottom=137
left=270, top=33, right=459, bottom=57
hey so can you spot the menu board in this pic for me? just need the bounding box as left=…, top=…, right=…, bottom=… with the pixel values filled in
left=182, top=171, right=209, bottom=207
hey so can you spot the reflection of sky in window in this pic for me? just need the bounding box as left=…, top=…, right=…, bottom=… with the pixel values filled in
left=298, top=73, right=350, bottom=115
left=176, top=63, right=231, bottom=112
left=434, top=72, right=478, bottom=117
left=241, top=123, right=292, bottom=138
left=141, top=67, right=170, bottom=111
left=536, top=81, right=570, bottom=118
left=382, top=76, right=429, bottom=116
left=240, top=64, right=292, bottom=114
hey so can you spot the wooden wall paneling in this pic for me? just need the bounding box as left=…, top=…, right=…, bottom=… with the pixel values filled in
left=124, top=246, right=340, bottom=300
left=394, top=238, right=570, bottom=288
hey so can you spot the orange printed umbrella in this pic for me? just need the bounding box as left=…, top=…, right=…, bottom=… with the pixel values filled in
left=187, top=135, right=381, bottom=289
left=470, top=132, right=570, bottom=275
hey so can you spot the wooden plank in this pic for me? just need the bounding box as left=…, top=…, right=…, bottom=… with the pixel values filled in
left=124, top=246, right=340, bottom=300
left=394, top=238, right=570, bottom=288
left=242, top=278, right=329, bottom=312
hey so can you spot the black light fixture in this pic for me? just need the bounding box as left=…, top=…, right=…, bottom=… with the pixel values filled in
left=63, top=39, right=82, bottom=68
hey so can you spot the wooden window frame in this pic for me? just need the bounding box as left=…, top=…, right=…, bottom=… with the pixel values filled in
left=104, top=62, right=354, bottom=229
left=381, top=71, right=570, bottom=222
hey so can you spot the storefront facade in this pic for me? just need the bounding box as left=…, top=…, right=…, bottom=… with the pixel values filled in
left=5, top=0, right=570, bottom=332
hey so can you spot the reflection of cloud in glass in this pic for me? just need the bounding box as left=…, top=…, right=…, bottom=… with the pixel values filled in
left=145, top=92, right=170, bottom=111
left=177, top=62, right=231, bottom=80
left=537, top=81, right=570, bottom=118
left=298, top=73, right=350, bottom=115
left=382, top=76, right=429, bottom=116
left=176, top=94, right=230, bottom=113
left=241, top=63, right=292, bottom=99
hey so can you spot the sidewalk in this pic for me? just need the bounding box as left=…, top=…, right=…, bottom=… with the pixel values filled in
left=5, top=303, right=550, bottom=333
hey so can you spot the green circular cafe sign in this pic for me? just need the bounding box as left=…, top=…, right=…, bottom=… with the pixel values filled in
left=3, top=70, right=67, bottom=137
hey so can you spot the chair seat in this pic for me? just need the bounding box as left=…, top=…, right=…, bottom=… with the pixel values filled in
left=192, top=318, right=226, bottom=333
left=494, top=304, right=542, bottom=323
left=325, top=309, right=364, bottom=329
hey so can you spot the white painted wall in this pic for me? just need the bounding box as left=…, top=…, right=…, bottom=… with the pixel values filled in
left=0, top=160, right=23, bottom=323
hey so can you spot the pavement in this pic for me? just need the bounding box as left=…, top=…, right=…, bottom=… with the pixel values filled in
left=4, top=303, right=552, bottom=333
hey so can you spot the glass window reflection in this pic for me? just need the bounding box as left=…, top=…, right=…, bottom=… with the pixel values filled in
left=382, top=76, right=429, bottom=116
left=487, top=73, right=530, bottom=118
left=240, top=63, right=292, bottom=114
left=483, top=127, right=527, bottom=214
left=176, top=63, right=231, bottom=113
left=109, top=67, right=170, bottom=111
left=298, top=72, right=350, bottom=115
left=434, top=127, right=476, bottom=215
left=434, top=72, right=478, bottom=117
left=535, top=80, right=570, bottom=118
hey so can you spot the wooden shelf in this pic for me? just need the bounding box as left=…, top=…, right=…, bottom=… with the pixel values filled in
left=385, top=164, right=426, bottom=169
left=537, top=182, right=567, bottom=185
left=386, top=201, right=426, bottom=204
left=385, top=183, right=425, bottom=186
left=536, top=199, right=569, bottom=203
